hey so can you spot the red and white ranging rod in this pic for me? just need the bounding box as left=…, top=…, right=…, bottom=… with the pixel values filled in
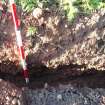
left=9, top=0, right=29, bottom=84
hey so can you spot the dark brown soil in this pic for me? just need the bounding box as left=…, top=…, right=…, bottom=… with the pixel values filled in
left=0, top=64, right=105, bottom=89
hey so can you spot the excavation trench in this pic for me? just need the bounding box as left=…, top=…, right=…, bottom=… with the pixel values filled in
left=0, top=63, right=105, bottom=89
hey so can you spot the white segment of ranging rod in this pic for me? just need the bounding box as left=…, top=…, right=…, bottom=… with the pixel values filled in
left=16, top=30, right=23, bottom=46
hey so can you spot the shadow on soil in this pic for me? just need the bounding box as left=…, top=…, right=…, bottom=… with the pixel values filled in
left=0, top=61, right=105, bottom=89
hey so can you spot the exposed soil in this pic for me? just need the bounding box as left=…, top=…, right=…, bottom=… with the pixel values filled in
left=0, top=4, right=105, bottom=105
left=0, top=8, right=105, bottom=74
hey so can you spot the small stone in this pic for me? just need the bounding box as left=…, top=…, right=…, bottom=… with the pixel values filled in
left=44, top=82, right=48, bottom=89
left=6, top=96, right=10, bottom=101
left=3, top=31, right=7, bottom=34
left=17, top=100, right=21, bottom=105
left=33, top=8, right=43, bottom=19
left=11, top=91, right=16, bottom=96
left=65, top=24, right=68, bottom=28
left=12, top=98, right=17, bottom=105
left=57, top=94, right=62, bottom=101
left=0, top=78, right=2, bottom=82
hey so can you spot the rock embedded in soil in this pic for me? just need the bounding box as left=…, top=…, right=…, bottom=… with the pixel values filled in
left=32, top=8, right=43, bottom=19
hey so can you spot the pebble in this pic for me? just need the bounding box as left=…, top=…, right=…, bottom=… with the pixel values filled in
left=57, top=94, right=62, bottom=101
left=32, top=8, right=43, bottom=19
left=44, top=82, right=48, bottom=89
left=17, top=100, right=21, bottom=105
left=65, top=24, right=68, bottom=28
left=0, top=78, right=2, bottom=82
left=6, top=96, right=10, bottom=101
left=12, top=98, right=17, bottom=105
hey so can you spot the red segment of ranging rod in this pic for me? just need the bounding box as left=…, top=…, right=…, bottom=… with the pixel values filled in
left=9, top=0, right=29, bottom=84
